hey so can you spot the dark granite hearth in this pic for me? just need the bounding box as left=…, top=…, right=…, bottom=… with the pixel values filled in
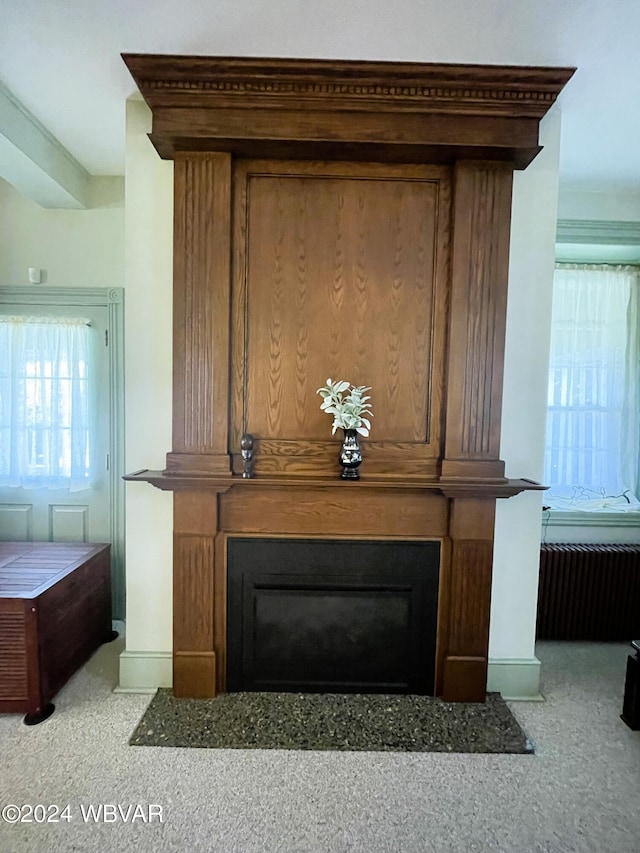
left=129, top=690, right=534, bottom=754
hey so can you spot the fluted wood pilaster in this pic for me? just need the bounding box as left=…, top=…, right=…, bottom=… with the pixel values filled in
left=168, top=153, right=232, bottom=475
left=442, top=161, right=513, bottom=482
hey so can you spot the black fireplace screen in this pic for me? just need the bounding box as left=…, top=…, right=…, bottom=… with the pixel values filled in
left=227, top=538, right=440, bottom=694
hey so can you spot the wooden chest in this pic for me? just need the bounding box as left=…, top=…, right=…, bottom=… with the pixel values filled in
left=0, top=542, right=112, bottom=723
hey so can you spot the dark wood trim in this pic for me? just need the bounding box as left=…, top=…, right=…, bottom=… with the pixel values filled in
left=125, top=469, right=545, bottom=498
left=123, top=54, right=573, bottom=168
left=122, top=54, right=574, bottom=108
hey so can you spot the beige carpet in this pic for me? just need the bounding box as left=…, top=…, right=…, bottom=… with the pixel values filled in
left=1, top=636, right=639, bottom=852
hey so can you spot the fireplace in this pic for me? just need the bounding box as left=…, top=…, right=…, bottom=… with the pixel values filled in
left=123, top=55, right=573, bottom=701
left=226, top=538, right=440, bottom=693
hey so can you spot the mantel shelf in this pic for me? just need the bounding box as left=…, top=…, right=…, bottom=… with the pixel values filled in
left=123, top=469, right=544, bottom=499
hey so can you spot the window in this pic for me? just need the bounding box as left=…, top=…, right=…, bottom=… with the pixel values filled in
left=544, top=264, right=640, bottom=511
left=0, top=316, right=92, bottom=490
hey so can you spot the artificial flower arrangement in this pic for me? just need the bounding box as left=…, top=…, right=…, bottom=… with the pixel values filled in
left=316, top=378, right=373, bottom=437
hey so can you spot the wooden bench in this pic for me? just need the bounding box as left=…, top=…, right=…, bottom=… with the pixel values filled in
left=0, top=542, right=113, bottom=725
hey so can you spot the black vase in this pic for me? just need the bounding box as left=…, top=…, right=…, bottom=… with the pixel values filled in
left=339, top=428, right=363, bottom=480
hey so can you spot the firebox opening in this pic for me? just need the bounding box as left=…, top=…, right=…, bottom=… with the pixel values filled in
left=227, top=537, right=440, bottom=694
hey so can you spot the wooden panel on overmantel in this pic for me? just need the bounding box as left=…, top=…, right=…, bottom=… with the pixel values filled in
left=230, top=160, right=450, bottom=477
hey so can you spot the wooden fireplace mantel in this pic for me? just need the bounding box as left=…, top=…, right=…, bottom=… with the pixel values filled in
left=123, top=55, right=572, bottom=702
left=124, top=469, right=545, bottom=500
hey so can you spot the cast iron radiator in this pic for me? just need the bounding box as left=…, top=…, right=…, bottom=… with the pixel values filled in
left=536, top=544, right=640, bottom=640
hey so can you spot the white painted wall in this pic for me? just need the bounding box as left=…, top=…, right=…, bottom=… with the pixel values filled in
left=491, top=112, right=561, bottom=668
left=0, top=177, right=123, bottom=288
left=122, top=99, right=173, bottom=662
left=543, top=519, right=640, bottom=545
left=558, top=187, right=640, bottom=222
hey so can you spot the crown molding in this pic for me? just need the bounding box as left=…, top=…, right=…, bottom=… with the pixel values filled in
left=122, top=55, right=574, bottom=167
left=123, top=55, right=573, bottom=114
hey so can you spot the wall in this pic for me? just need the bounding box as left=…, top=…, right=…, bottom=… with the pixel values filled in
left=0, top=177, right=123, bottom=288
left=542, top=516, right=640, bottom=546
left=558, top=188, right=640, bottom=222
left=119, top=99, right=174, bottom=690
left=0, top=107, right=172, bottom=691
left=488, top=112, right=561, bottom=698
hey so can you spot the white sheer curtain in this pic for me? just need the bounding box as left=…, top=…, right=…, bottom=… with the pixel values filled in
left=544, top=265, right=640, bottom=510
left=0, top=316, right=92, bottom=490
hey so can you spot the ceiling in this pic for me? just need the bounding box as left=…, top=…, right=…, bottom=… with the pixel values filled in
left=1, top=0, right=639, bottom=193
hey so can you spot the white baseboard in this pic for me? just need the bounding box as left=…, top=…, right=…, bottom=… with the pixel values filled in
left=487, top=656, right=543, bottom=701
left=115, top=650, right=172, bottom=694
left=115, top=650, right=543, bottom=700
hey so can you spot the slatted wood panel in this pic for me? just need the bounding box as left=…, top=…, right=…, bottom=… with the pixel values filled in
left=537, top=544, right=640, bottom=640
left=0, top=543, right=102, bottom=596
left=0, top=607, right=28, bottom=701
left=0, top=542, right=112, bottom=717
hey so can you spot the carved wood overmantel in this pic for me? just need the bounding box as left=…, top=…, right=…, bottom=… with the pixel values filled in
left=123, top=55, right=573, bottom=701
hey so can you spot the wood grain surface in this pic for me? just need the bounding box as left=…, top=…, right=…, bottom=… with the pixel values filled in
left=231, top=160, right=449, bottom=475
left=121, top=55, right=573, bottom=701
